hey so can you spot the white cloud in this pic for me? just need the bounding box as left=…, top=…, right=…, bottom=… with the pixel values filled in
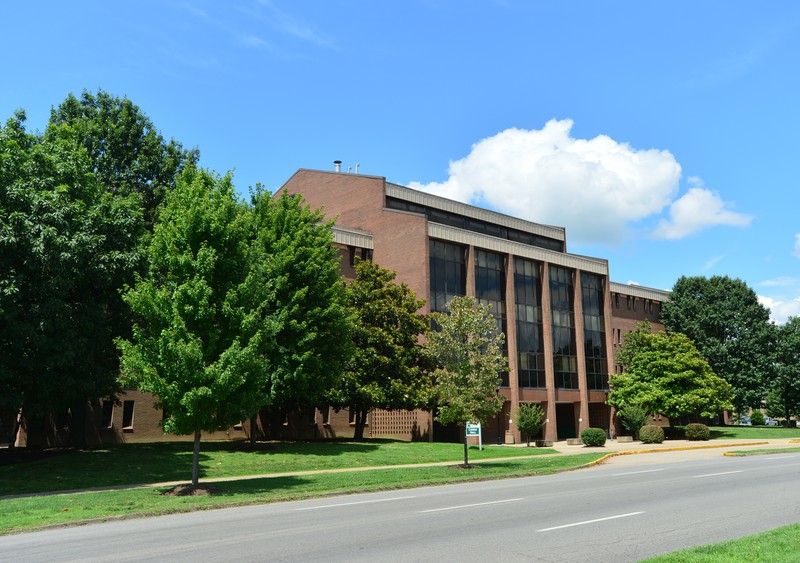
left=652, top=184, right=753, bottom=240
left=793, top=233, right=800, bottom=258
left=759, top=295, right=800, bottom=325
left=758, top=276, right=799, bottom=288
left=703, top=254, right=726, bottom=270
left=409, top=120, right=750, bottom=246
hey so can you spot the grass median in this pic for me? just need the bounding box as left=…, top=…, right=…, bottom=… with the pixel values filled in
left=0, top=441, right=605, bottom=534
left=643, top=523, right=800, bottom=562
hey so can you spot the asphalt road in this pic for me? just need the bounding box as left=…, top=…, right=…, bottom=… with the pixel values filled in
left=2, top=452, right=799, bottom=562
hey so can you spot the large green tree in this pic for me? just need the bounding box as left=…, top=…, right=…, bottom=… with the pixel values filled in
left=425, top=296, right=506, bottom=467
left=118, top=175, right=349, bottom=486
left=118, top=169, right=263, bottom=486
left=0, top=111, right=144, bottom=444
left=47, top=89, right=198, bottom=226
left=661, top=275, right=773, bottom=413
left=608, top=322, right=733, bottom=422
left=248, top=189, right=351, bottom=419
left=326, top=260, right=430, bottom=440
left=769, top=316, right=800, bottom=422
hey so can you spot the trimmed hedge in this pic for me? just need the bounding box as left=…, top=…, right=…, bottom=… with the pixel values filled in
left=639, top=424, right=665, bottom=444
left=750, top=411, right=766, bottom=426
left=581, top=428, right=607, bottom=447
left=686, top=423, right=710, bottom=441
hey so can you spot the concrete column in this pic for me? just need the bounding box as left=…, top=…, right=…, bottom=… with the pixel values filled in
left=574, top=270, right=590, bottom=434
left=541, top=262, right=558, bottom=443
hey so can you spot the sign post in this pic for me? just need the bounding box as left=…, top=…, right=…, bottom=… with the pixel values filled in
left=466, top=422, right=482, bottom=450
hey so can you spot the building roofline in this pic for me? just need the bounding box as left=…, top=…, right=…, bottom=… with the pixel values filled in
left=387, top=182, right=566, bottom=242
left=610, top=281, right=671, bottom=302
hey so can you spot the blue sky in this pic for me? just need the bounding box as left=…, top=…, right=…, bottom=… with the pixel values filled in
left=3, top=1, right=800, bottom=322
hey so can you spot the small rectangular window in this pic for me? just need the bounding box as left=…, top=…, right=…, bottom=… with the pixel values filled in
left=122, top=400, right=135, bottom=430
left=101, top=400, right=114, bottom=429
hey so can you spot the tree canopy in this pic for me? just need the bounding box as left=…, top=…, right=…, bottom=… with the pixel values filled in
left=608, top=322, right=733, bottom=421
left=661, top=275, right=773, bottom=412
left=47, top=89, right=198, bottom=226
left=769, top=316, right=800, bottom=421
left=426, top=296, right=506, bottom=466
left=0, top=110, right=144, bottom=441
left=326, top=260, right=430, bottom=440
left=118, top=173, right=349, bottom=485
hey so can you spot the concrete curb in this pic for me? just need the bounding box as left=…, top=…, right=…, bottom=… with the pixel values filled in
left=575, top=441, right=771, bottom=468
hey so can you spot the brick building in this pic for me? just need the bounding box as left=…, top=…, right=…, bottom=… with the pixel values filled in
left=279, top=168, right=670, bottom=444
left=9, top=168, right=670, bottom=447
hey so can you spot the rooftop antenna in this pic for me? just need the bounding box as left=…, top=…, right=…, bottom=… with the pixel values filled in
left=333, top=160, right=342, bottom=172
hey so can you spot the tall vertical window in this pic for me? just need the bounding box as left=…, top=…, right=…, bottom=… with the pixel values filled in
left=475, top=249, right=508, bottom=385
left=122, top=400, right=135, bottom=430
left=581, top=272, right=608, bottom=390
left=429, top=240, right=467, bottom=313
left=514, top=257, right=545, bottom=388
left=550, top=266, right=577, bottom=389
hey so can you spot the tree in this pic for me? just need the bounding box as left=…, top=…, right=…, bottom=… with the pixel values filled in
left=118, top=175, right=350, bottom=487
left=516, top=403, right=544, bottom=447
left=326, top=260, right=430, bottom=440
left=608, top=322, right=733, bottom=422
left=769, top=316, right=800, bottom=422
left=425, top=296, right=506, bottom=467
left=616, top=405, right=648, bottom=439
left=1, top=91, right=196, bottom=447
left=248, top=189, right=351, bottom=423
left=0, top=110, right=144, bottom=445
left=661, top=276, right=773, bottom=413
left=47, top=89, right=198, bottom=226
left=118, top=169, right=265, bottom=487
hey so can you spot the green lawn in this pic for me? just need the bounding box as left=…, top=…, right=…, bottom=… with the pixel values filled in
left=0, top=449, right=605, bottom=535
left=725, top=447, right=800, bottom=457
left=0, top=440, right=559, bottom=496
left=708, top=425, right=800, bottom=440
left=644, top=523, right=800, bottom=562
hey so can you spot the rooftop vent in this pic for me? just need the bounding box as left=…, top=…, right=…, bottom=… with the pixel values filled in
left=333, top=160, right=342, bottom=172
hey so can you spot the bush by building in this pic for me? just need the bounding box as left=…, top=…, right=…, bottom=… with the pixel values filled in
left=685, top=423, right=710, bottom=441
left=639, top=424, right=665, bottom=444
left=581, top=427, right=607, bottom=447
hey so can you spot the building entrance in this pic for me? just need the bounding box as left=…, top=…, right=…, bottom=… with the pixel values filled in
left=556, top=403, right=576, bottom=439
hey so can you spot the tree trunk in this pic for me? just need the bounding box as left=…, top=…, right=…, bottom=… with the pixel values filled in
left=353, top=409, right=367, bottom=440
left=68, top=400, right=87, bottom=447
left=249, top=414, right=258, bottom=445
left=192, top=428, right=201, bottom=487
left=463, top=425, right=469, bottom=467
left=10, top=409, right=22, bottom=449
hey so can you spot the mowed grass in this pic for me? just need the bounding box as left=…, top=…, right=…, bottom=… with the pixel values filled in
left=0, top=440, right=560, bottom=496
left=725, top=447, right=800, bottom=457
left=709, top=425, right=800, bottom=440
left=0, top=452, right=605, bottom=535
left=643, top=523, right=800, bottom=562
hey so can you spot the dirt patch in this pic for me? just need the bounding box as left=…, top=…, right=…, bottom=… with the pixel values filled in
left=162, top=484, right=221, bottom=496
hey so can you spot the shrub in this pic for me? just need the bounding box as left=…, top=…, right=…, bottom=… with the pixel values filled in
left=617, top=405, right=648, bottom=439
left=685, top=423, right=710, bottom=441
left=639, top=424, right=665, bottom=444
left=749, top=411, right=766, bottom=426
left=516, top=403, right=545, bottom=447
left=581, top=428, right=607, bottom=447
